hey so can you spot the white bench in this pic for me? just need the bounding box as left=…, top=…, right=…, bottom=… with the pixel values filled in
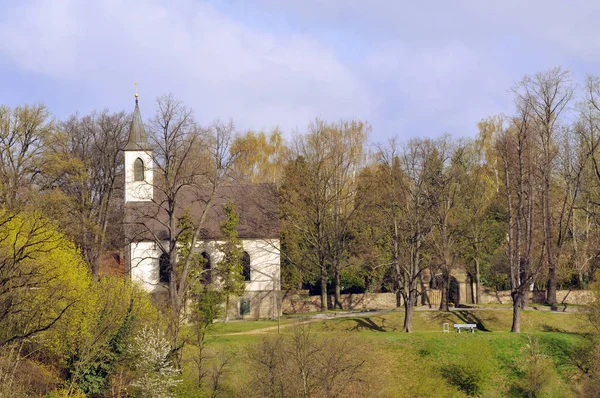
left=454, top=323, right=477, bottom=333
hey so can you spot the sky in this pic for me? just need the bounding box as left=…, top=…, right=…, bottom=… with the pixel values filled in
left=1, top=0, right=599, bottom=143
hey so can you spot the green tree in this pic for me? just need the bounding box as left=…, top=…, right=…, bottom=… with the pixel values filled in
left=0, top=208, right=90, bottom=347
left=216, top=202, right=246, bottom=320
left=60, top=277, right=156, bottom=397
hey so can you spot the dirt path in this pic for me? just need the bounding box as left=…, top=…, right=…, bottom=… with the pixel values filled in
left=219, top=309, right=395, bottom=336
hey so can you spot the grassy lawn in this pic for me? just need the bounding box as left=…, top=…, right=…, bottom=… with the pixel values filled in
left=177, top=310, right=592, bottom=397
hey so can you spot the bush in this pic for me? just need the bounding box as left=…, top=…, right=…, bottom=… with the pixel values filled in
left=441, top=362, right=485, bottom=396
left=340, top=269, right=366, bottom=294
left=247, top=325, right=375, bottom=397
left=128, top=327, right=181, bottom=398
left=513, top=336, right=553, bottom=397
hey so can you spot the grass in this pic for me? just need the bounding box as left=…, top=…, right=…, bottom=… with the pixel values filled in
left=178, top=310, right=592, bottom=397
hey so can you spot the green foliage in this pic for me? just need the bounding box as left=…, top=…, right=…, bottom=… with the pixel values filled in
left=216, top=202, right=245, bottom=299
left=176, top=210, right=196, bottom=261
left=340, top=268, right=366, bottom=293
left=0, top=208, right=90, bottom=347
left=58, top=277, right=157, bottom=397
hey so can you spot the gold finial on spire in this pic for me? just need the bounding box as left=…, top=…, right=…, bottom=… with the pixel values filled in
left=134, top=82, right=139, bottom=99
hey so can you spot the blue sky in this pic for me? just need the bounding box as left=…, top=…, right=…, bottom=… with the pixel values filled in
left=0, top=0, right=598, bottom=143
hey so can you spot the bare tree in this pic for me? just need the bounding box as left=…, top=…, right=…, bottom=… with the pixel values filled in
left=126, top=94, right=240, bottom=343
left=248, top=324, right=371, bottom=397
left=40, top=110, right=129, bottom=278
left=513, top=67, right=575, bottom=305
left=367, top=138, right=436, bottom=331
left=280, top=119, right=368, bottom=310
left=0, top=104, right=53, bottom=209
left=496, top=105, right=545, bottom=332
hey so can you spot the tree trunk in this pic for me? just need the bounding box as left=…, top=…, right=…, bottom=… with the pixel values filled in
left=546, top=266, right=557, bottom=306
left=475, top=258, right=481, bottom=304
left=402, top=290, right=416, bottom=332
left=511, top=292, right=522, bottom=333
left=395, top=290, right=402, bottom=308
left=420, top=280, right=430, bottom=307
left=334, top=267, right=342, bottom=309
left=439, top=268, right=449, bottom=311
left=320, top=265, right=328, bottom=311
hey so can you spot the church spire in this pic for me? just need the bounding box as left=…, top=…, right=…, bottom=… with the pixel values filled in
left=124, top=85, right=151, bottom=151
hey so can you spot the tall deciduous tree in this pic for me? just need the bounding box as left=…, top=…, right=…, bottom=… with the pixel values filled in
left=41, top=110, right=129, bottom=278
left=425, top=137, right=464, bottom=311
left=454, top=137, right=504, bottom=304
left=280, top=119, right=368, bottom=310
left=366, top=138, right=437, bottom=331
left=230, top=128, right=290, bottom=184
left=496, top=106, right=543, bottom=333
left=0, top=104, right=53, bottom=209
left=513, top=67, right=575, bottom=305
left=127, top=94, right=240, bottom=342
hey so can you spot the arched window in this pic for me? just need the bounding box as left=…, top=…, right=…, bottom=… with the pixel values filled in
left=159, top=252, right=170, bottom=283
left=133, top=157, right=144, bottom=181
left=242, top=251, right=251, bottom=281
left=201, top=252, right=212, bottom=285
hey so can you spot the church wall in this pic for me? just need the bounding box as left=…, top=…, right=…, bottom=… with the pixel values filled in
left=129, top=238, right=280, bottom=298
left=129, top=241, right=164, bottom=292
left=192, top=238, right=280, bottom=292
left=225, top=290, right=281, bottom=320
left=242, top=239, right=280, bottom=292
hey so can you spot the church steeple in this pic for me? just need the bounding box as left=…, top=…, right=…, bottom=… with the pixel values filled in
left=124, top=86, right=153, bottom=202
left=124, top=89, right=152, bottom=151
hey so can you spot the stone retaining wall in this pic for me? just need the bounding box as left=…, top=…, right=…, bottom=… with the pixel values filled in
left=481, top=289, right=593, bottom=306
left=280, top=289, right=594, bottom=314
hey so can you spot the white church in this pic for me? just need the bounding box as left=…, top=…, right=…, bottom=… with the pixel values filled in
left=123, top=95, right=281, bottom=319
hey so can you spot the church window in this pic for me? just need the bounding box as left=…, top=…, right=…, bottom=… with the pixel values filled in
left=242, top=251, right=251, bottom=281
left=201, top=252, right=212, bottom=284
left=159, top=252, right=170, bottom=283
left=133, top=157, right=144, bottom=181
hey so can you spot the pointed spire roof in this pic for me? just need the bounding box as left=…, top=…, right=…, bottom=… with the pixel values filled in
left=125, top=94, right=152, bottom=151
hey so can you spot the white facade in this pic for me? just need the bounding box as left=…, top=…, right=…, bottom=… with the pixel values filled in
left=129, top=241, right=164, bottom=292
left=124, top=150, right=153, bottom=202
left=128, top=238, right=280, bottom=294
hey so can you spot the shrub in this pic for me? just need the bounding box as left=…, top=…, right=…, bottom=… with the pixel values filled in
left=128, top=327, right=181, bottom=398
left=514, top=336, right=553, bottom=397
left=247, top=325, right=374, bottom=397
left=441, top=362, right=485, bottom=396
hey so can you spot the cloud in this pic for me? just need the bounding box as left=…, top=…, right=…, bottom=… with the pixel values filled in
left=1, top=0, right=598, bottom=142
left=0, top=0, right=373, bottom=135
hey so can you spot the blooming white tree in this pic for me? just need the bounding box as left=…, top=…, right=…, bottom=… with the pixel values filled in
left=129, top=327, right=181, bottom=398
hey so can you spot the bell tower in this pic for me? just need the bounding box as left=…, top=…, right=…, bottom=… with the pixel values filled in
left=124, top=89, right=153, bottom=202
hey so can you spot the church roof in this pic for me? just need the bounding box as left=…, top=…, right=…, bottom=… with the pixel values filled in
left=124, top=183, right=280, bottom=242
left=124, top=96, right=152, bottom=151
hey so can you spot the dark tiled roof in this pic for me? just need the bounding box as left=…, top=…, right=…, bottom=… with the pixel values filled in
left=124, top=98, right=152, bottom=151
left=124, top=183, right=279, bottom=242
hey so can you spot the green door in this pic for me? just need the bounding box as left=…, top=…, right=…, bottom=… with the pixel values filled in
left=240, top=298, right=251, bottom=315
